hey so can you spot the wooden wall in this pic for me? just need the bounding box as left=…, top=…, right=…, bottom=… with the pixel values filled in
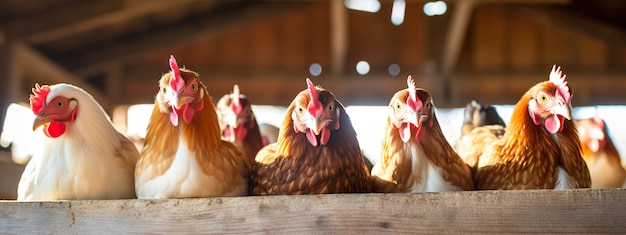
left=112, top=2, right=626, bottom=108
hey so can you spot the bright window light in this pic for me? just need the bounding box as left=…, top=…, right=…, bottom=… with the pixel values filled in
left=391, top=0, right=406, bottom=25
left=423, top=1, right=447, bottom=17
left=309, top=63, right=322, bottom=77
left=345, top=0, right=380, bottom=13
left=1, top=103, right=42, bottom=164
left=126, top=104, right=153, bottom=139
left=356, top=61, right=370, bottom=75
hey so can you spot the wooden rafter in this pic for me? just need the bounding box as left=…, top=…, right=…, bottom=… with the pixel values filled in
left=26, top=0, right=204, bottom=44
left=12, top=42, right=110, bottom=109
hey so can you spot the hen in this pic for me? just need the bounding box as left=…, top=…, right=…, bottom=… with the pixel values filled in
left=370, top=76, right=474, bottom=192
left=455, top=100, right=506, bottom=172
left=18, top=83, right=138, bottom=200
left=250, top=78, right=371, bottom=195
left=135, top=55, right=250, bottom=199
left=216, top=84, right=265, bottom=164
left=459, top=65, right=590, bottom=189
left=459, top=100, right=506, bottom=135
left=575, top=117, right=625, bottom=188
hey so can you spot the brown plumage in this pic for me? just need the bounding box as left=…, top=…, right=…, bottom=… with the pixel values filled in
left=575, top=117, right=625, bottom=188
left=134, top=55, right=250, bottom=199
left=371, top=76, right=474, bottom=192
left=216, top=84, right=265, bottom=165
left=459, top=65, right=590, bottom=189
left=250, top=78, right=371, bottom=195
left=459, top=100, right=506, bottom=135
left=455, top=100, right=506, bottom=173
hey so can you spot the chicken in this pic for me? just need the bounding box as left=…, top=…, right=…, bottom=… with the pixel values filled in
left=575, top=117, right=625, bottom=188
left=250, top=78, right=371, bottom=195
left=370, top=76, right=474, bottom=192
left=458, top=65, right=590, bottom=189
left=18, top=83, right=138, bottom=200
left=459, top=100, right=506, bottom=135
left=216, top=84, right=265, bottom=164
left=455, top=100, right=506, bottom=172
left=134, top=55, right=250, bottom=199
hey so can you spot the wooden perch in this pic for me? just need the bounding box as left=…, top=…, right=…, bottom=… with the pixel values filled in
left=1, top=189, right=625, bottom=233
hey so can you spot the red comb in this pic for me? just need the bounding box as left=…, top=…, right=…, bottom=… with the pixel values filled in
left=406, top=76, right=422, bottom=111
left=549, top=65, right=571, bottom=104
left=29, top=83, right=50, bottom=115
left=169, top=55, right=185, bottom=93
left=306, top=78, right=323, bottom=118
left=231, top=84, right=242, bottom=114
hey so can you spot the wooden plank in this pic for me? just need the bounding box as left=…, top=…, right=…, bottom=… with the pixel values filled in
left=2, top=189, right=626, bottom=233
left=0, top=201, right=71, bottom=234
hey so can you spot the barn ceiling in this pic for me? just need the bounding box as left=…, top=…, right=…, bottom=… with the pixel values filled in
left=1, top=0, right=625, bottom=110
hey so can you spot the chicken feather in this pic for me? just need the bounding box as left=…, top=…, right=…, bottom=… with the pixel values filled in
left=250, top=78, right=371, bottom=195
left=135, top=56, right=250, bottom=198
left=460, top=65, right=591, bottom=189
left=371, top=76, right=474, bottom=192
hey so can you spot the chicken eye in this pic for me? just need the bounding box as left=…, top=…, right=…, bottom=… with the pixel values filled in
left=297, top=107, right=304, bottom=114
left=55, top=101, right=64, bottom=108
left=538, top=94, right=548, bottom=103
left=191, top=83, right=197, bottom=91
left=394, top=103, right=402, bottom=111
left=328, top=104, right=334, bottom=111
left=426, top=102, right=431, bottom=108
left=161, top=87, right=167, bottom=94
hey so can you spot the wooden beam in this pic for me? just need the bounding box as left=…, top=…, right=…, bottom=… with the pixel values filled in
left=12, top=42, right=110, bottom=109
left=26, top=0, right=203, bottom=44
left=441, top=0, right=476, bottom=76
left=330, top=0, right=348, bottom=77
left=2, top=1, right=122, bottom=40
left=1, top=190, right=626, bottom=233
left=65, top=2, right=313, bottom=77
left=504, top=5, right=626, bottom=45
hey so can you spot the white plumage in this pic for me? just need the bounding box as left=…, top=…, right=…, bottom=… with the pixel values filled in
left=17, top=83, right=138, bottom=200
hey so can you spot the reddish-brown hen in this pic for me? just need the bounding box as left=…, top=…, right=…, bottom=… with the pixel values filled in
left=250, top=78, right=371, bottom=195
left=576, top=117, right=625, bottom=188
left=371, top=76, right=474, bottom=192
left=135, top=56, right=250, bottom=198
left=458, top=65, right=590, bottom=189
left=216, top=84, right=265, bottom=165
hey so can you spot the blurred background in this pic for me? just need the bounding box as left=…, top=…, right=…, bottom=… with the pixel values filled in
left=1, top=0, right=625, bottom=199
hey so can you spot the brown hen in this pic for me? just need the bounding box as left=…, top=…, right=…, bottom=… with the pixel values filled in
left=576, top=117, right=625, bottom=188
left=371, top=76, right=474, bottom=192
left=250, top=78, right=371, bottom=195
left=216, top=84, right=265, bottom=165
left=459, top=65, right=590, bottom=189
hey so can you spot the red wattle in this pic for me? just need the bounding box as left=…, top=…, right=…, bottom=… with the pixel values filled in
left=306, top=129, right=318, bottom=146
left=169, top=107, right=179, bottom=126
left=44, top=122, right=66, bottom=138
left=320, top=127, right=331, bottom=145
